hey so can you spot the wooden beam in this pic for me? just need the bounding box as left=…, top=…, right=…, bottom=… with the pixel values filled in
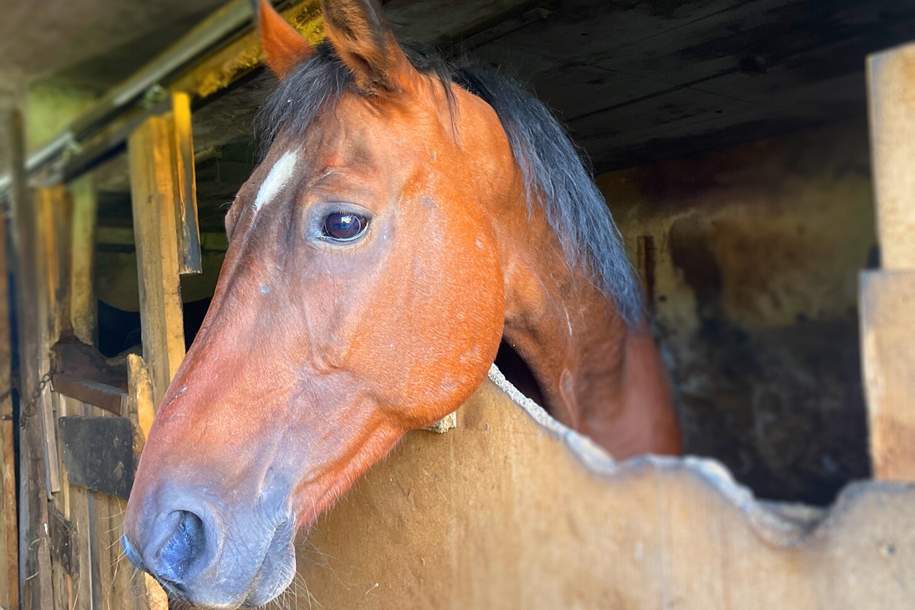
left=128, top=115, right=187, bottom=404
left=0, top=110, right=19, bottom=610
left=69, top=176, right=98, bottom=346
left=861, top=42, right=915, bottom=480
left=4, top=106, right=56, bottom=610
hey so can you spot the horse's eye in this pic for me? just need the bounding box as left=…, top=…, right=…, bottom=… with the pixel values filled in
left=321, top=212, right=369, bottom=242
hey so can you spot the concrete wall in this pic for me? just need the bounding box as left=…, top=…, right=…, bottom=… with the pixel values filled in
left=600, top=120, right=875, bottom=503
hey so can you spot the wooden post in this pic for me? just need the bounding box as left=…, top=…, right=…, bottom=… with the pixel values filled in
left=0, top=111, right=19, bottom=610
left=127, top=113, right=185, bottom=610
left=172, top=91, right=203, bottom=276
left=5, top=106, right=57, bottom=610
left=862, top=42, right=915, bottom=479
left=128, top=115, right=187, bottom=405
left=69, top=176, right=98, bottom=346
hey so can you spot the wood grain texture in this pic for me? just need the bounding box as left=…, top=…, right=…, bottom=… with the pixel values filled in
left=128, top=115, right=187, bottom=405
left=297, top=375, right=915, bottom=610
left=68, top=175, right=98, bottom=345
left=171, top=90, right=203, bottom=276
left=861, top=271, right=915, bottom=480
left=867, top=42, right=915, bottom=270
left=0, top=136, right=18, bottom=610
left=8, top=109, right=58, bottom=610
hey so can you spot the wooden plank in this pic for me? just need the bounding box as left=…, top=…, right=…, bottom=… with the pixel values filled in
left=58, top=417, right=134, bottom=499
left=295, top=371, right=915, bottom=609
left=35, top=186, right=73, bottom=496
left=860, top=271, right=915, bottom=480
left=128, top=115, right=187, bottom=404
left=59, top=397, right=96, bottom=610
left=126, top=354, right=156, bottom=452
left=4, top=105, right=57, bottom=610
left=51, top=374, right=126, bottom=416
left=861, top=43, right=915, bottom=480
left=0, top=109, right=18, bottom=610
left=69, top=176, right=98, bottom=345
left=171, top=91, right=203, bottom=276
left=867, top=43, right=915, bottom=270
left=50, top=337, right=128, bottom=416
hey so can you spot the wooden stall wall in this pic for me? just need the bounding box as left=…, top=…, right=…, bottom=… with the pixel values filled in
left=599, top=120, right=875, bottom=503
left=293, top=370, right=915, bottom=610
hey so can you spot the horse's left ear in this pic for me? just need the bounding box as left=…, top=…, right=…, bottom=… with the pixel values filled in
left=254, top=0, right=314, bottom=79
left=319, top=0, right=418, bottom=93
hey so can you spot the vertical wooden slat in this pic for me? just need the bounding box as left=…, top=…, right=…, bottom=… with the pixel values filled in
left=69, top=176, right=98, bottom=346
left=128, top=115, right=187, bottom=405
left=171, top=91, right=203, bottom=276
left=35, top=186, right=70, bottom=496
left=5, top=106, right=57, bottom=610
left=862, top=42, right=915, bottom=480
left=127, top=114, right=183, bottom=610
left=0, top=112, right=19, bottom=610
left=62, top=177, right=99, bottom=610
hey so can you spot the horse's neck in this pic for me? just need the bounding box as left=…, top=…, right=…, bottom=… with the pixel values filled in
left=496, top=198, right=681, bottom=458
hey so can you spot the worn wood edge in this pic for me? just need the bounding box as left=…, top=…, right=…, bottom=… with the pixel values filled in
left=485, top=364, right=909, bottom=548
left=858, top=269, right=915, bottom=480
left=866, top=42, right=915, bottom=271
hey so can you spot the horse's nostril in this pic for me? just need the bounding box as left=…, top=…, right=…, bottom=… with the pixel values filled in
left=156, top=510, right=207, bottom=584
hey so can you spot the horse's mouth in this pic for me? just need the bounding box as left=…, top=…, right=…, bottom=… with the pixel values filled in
left=241, top=520, right=298, bottom=607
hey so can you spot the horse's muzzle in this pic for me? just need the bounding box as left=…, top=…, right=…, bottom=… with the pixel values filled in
left=123, top=483, right=297, bottom=608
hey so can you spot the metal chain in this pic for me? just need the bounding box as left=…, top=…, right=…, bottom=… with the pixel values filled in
left=0, top=368, right=55, bottom=426
left=19, top=370, right=55, bottom=427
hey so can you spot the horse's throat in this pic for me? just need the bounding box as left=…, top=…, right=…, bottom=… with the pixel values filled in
left=499, top=247, right=629, bottom=435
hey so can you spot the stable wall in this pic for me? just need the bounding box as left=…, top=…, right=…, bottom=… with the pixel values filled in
left=294, top=368, right=914, bottom=610
left=601, top=120, right=875, bottom=503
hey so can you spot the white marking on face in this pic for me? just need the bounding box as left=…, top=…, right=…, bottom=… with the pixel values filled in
left=254, top=151, right=298, bottom=212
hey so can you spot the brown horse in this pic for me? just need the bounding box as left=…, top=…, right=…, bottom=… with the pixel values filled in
left=123, top=0, right=681, bottom=606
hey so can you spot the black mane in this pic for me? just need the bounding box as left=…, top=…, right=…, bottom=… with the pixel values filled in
left=256, top=43, right=643, bottom=325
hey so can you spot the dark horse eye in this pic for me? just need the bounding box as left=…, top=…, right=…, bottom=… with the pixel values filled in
left=321, top=212, right=369, bottom=242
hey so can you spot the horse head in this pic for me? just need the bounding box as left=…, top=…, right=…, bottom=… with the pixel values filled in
left=123, top=0, right=681, bottom=605
left=123, top=1, right=514, bottom=606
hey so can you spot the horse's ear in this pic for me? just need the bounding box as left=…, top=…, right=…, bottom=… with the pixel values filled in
left=254, top=0, right=314, bottom=79
left=319, top=0, right=417, bottom=93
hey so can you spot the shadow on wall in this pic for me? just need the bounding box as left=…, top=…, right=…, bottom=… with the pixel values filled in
left=602, top=119, right=875, bottom=504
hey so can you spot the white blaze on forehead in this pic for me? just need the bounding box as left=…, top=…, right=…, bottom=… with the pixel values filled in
left=254, top=150, right=298, bottom=212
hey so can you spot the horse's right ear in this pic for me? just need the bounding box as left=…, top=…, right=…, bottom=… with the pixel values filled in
left=253, top=0, right=314, bottom=79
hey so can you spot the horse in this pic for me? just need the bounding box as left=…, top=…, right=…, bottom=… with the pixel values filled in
left=122, top=0, right=682, bottom=606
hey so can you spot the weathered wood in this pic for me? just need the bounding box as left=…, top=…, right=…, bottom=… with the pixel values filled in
left=861, top=43, right=915, bottom=480
left=126, top=354, right=156, bottom=452
left=69, top=176, right=98, bottom=345
left=171, top=90, right=203, bottom=276
left=51, top=373, right=126, bottom=416
left=0, top=109, right=19, bottom=610
left=51, top=338, right=128, bottom=415
left=128, top=115, right=187, bottom=404
left=5, top=106, right=57, bottom=610
left=58, top=397, right=97, bottom=610
left=860, top=271, right=915, bottom=480
left=298, top=370, right=915, bottom=609
left=867, top=43, right=915, bottom=270
left=58, top=416, right=135, bottom=499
